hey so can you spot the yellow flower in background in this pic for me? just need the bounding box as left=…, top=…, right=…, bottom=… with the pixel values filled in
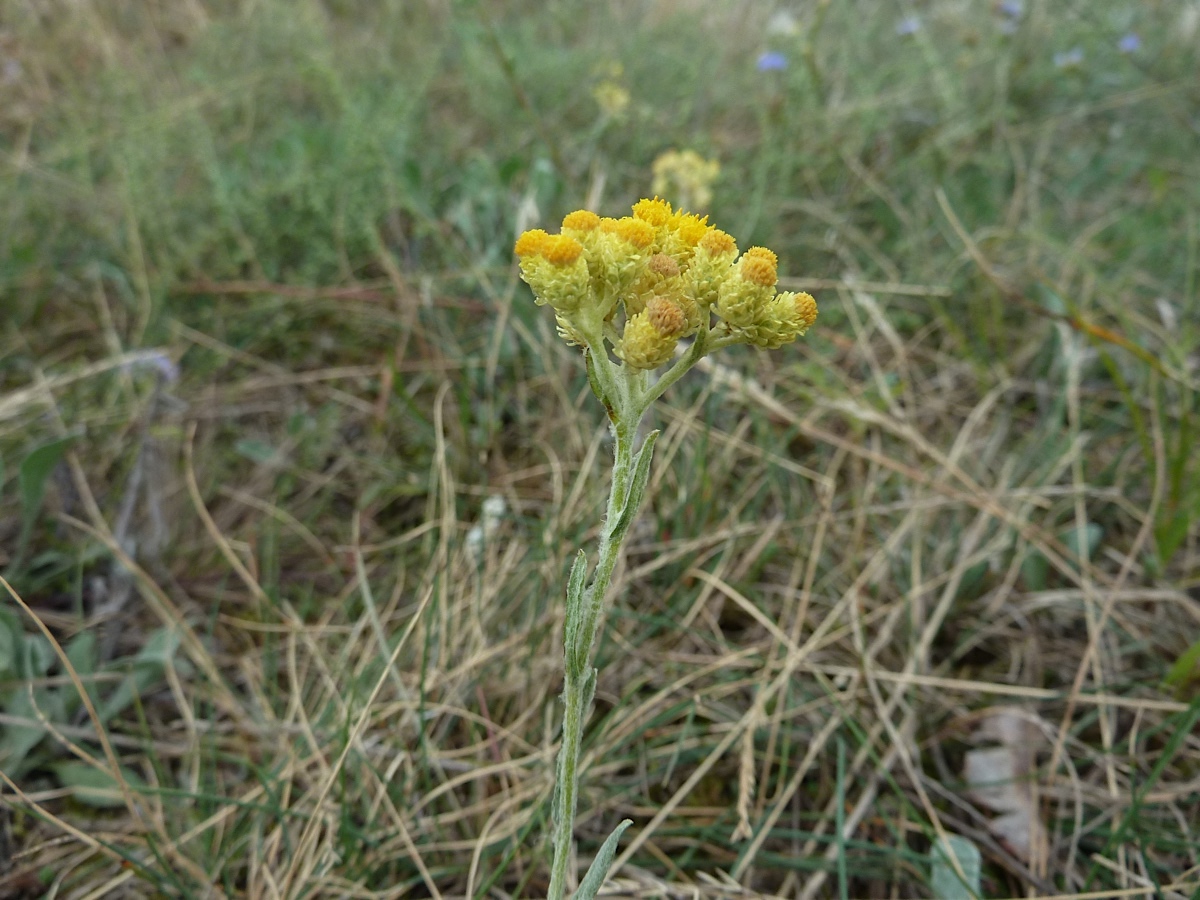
left=590, top=60, right=630, bottom=120
left=592, top=81, right=630, bottom=120
left=513, top=198, right=817, bottom=371
left=651, top=149, right=721, bottom=212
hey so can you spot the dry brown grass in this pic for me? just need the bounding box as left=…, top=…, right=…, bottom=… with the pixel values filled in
left=3, top=1, right=1199, bottom=897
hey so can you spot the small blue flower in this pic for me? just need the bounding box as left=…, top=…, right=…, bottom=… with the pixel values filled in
left=756, top=51, right=788, bottom=72
left=1054, top=47, right=1085, bottom=69
left=998, top=0, right=1023, bottom=19
left=1118, top=33, right=1141, bottom=53
left=895, top=15, right=922, bottom=36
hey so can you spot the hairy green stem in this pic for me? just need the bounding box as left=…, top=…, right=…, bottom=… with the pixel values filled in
left=548, top=666, right=587, bottom=900
left=640, top=333, right=708, bottom=414
left=548, top=409, right=641, bottom=900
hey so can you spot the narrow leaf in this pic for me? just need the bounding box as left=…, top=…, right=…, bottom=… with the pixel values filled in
left=19, top=436, right=75, bottom=527
left=52, top=760, right=146, bottom=809
left=66, top=629, right=97, bottom=678
left=97, top=627, right=183, bottom=723
left=581, top=666, right=596, bottom=717
left=1020, top=550, right=1048, bottom=591
left=10, top=435, right=76, bottom=570
left=584, top=349, right=606, bottom=405
left=0, top=686, right=65, bottom=775
left=1165, top=637, right=1200, bottom=690
left=0, top=608, right=20, bottom=677
left=611, top=430, right=659, bottom=540
left=574, top=818, right=632, bottom=900
left=24, top=634, right=55, bottom=677
left=563, top=550, right=588, bottom=658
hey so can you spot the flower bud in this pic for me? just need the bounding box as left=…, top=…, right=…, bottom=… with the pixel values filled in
left=555, top=312, right=587, bottom=346
left=645, top=295, right=688, bottom=339
left=746, top=291, right=819, bottom=348
left=683, top=228, right=738, bottom=310
left=515, top=231, right=590, bottom=314
left=626, top=252, right=681, bottom=317
left=617, top=308, right=680, bottom=370
left=590, top=217, right=655, bottom=300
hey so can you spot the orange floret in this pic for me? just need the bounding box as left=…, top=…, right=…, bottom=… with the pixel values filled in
left=514, top=229, right=551, bottom=258
left=794, top=291, right=818, bottom=329
left=562, top=209, right=601, bottom=232
left=632, top=197, right=673, bottom=227
left=542, top=234, right=584, bottom=265
left=610, top=217, right=655, bottom=248
left=740, top=254, right=777, bottom=287
left=671, top=212, right=710, bottom=248
left=743, top=246, right=778, bottom=266
left=699, top=228, right=736, bottom=255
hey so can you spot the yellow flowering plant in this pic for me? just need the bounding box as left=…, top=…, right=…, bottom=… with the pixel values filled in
left=514, top=198, right=817, bottom=899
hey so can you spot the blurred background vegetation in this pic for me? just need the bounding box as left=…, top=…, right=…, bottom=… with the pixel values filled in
left=1, top=1, right=1198, bottom=897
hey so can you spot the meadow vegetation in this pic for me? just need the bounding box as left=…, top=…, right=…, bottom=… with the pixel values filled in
left=1, top=1, right=1198, bottom=896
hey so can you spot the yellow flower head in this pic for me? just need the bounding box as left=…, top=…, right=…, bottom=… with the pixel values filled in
left=683, top=228, right=738, bottom=311
left=514, top=230, right=590, bottom=313
left=655, top=210, right=710, bottom=262
left=562, top=210, right=601, bottom=234
left=745, top=291, right=819, bottom=349
left=579, top=216, right=653, bottom=302
left=792, top=291, right=819, bottom=331
left=699, top=228, right=737, bottom=257
left=514, top=229, right=551, bottom=258
left=671, top=212, right=711, bottom=249
left=543, top=235, right=584, bottom=265
left=714, top=247, right=781, bottom=327
left=632, top=197, right=674, bottom=228
left=647, top=252, right=681, bottom=279
left=738, top=247, right=779, bottom=287
left=515, top=199, right=817, bottom=366
left=601, top=216, right=655, bottom=249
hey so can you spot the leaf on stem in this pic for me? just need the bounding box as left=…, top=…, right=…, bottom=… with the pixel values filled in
left=611, top=430, right=659, bottom=541
left=581, top=666, right=596, bottom=717
left=563, top=550, right=589, bottom=660
left=584, top=349, right=614, bottom=421
left=574, top=818, right=632, bottom=900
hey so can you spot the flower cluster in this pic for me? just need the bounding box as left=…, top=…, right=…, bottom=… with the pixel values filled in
left=514, top=198, right=817, bottom=372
